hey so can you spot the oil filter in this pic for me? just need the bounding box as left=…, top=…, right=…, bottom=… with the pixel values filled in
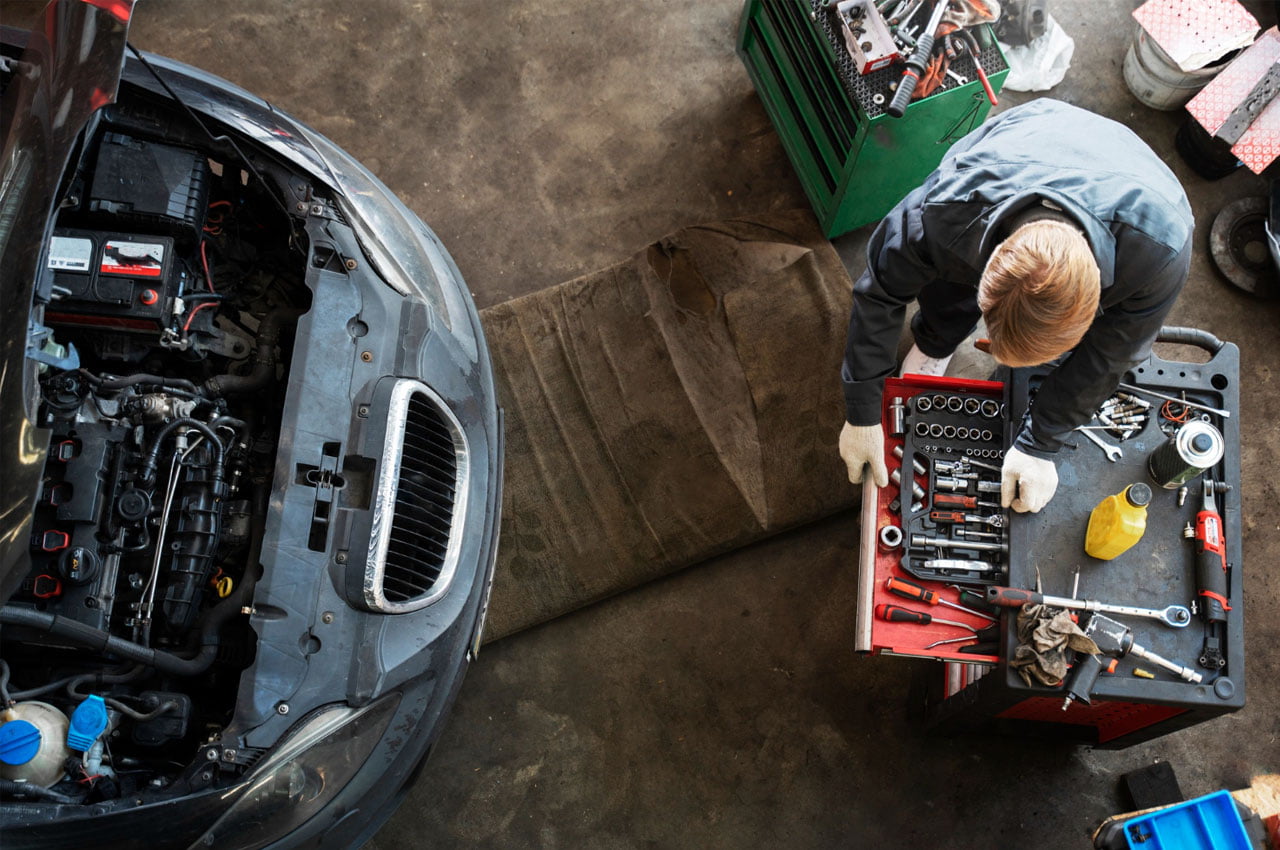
left=1148, top=420, right=1224, bottom=489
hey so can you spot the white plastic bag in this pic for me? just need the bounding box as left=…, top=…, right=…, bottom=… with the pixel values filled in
left=998, top=14, right=1075, bottom=91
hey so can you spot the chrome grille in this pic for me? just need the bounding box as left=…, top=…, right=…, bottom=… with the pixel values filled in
left=365, top=380, right=468, bottom=613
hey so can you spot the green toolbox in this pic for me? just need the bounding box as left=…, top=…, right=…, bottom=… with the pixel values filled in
left=737, top=0, right=1009, bottom=238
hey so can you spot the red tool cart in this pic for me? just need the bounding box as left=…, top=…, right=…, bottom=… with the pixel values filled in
left=855, top=329, right=1244, bottom=748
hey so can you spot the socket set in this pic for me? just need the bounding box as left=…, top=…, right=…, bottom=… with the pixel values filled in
left=884, top=389, right=1011, bottom=586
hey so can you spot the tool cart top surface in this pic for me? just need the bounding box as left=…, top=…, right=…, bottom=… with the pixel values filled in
left=1002, top=339, right=1244, bottom=712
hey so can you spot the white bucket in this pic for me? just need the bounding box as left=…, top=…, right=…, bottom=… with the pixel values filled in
left=1123, top=25, right=1225, bottom=111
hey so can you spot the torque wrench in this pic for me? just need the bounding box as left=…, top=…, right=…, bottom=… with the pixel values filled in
left=984, top=587, right=1192, bottom=628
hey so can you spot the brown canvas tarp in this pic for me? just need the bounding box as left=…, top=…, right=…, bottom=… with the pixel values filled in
left=480, top=210, right=857, bottom=639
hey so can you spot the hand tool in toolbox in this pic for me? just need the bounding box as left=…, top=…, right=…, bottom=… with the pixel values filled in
left=1187, top=480, right=1230, bottom=670
left=925, top=623, right=999, bottom=651
left=932, top=493, right=1000, bottom=510
left=885, top=0, right=951, bottom=116
left=883, top=576, right=996, bottom=621
left=984, top=586, right=1192, bottom=629
left=1061, top=614, right=1203, bottom=711
left=928, top=510, right=1004, bottom=527
left=875, top=603, right=980, bottom=633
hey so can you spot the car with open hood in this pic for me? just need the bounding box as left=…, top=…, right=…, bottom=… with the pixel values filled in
left=0, top=1, right=502, bottom=846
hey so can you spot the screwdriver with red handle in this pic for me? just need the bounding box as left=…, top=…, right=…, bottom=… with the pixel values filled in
left=883, top=576, right=996, bottom=621
left=933, top=493, right=1001, bottom=510
left=875, top=603, right=980, bottom=633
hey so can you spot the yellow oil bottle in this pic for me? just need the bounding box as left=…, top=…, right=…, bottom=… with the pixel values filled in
left=1085, top=483, right=1153, bottom=560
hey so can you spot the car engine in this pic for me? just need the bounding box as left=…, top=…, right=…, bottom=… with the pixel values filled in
left=1, top=120, right=312, bottom=804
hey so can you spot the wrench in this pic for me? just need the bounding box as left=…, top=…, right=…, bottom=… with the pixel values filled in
left=945, top=68, right=969, bottom=86
left=986, top=587, right=1194, bottom=628
left=1075, top=426, right=1121, bottom=462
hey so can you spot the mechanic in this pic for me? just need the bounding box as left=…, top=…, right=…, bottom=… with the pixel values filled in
left=837, top=99, right=1193, bottom=513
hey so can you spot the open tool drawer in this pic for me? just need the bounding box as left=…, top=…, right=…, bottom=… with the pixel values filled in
left=917, top=331, right=1245, bottom=748
left=854, top=375, right=1012, bottom=665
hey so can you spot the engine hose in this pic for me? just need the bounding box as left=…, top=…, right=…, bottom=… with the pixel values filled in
left=139, top=418, right=224, bottom=491
left=0, top=659, right=10, bottom=705
left=201, top=307, right=304, bottom=396
left=0, top=608, right=216, bottom=677
left=0, top=779, right=76, bottom=804
left=92, top=372, right=199, bottom=394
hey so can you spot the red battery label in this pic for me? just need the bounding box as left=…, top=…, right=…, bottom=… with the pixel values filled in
left=100, top=240, right=165, bottom=277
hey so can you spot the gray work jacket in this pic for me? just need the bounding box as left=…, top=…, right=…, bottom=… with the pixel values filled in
left=841, top=98, right=1194, bottom=458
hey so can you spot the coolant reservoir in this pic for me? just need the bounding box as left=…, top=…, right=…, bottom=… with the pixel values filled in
left=1085, top=483, right=1152, bottom=560
left=0, top=701, right=71, bottom=787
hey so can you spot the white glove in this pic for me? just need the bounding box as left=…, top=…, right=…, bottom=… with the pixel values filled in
left=839, top=422, right=889, bottom=488
left=1000, top=447, right=1059, bottom=513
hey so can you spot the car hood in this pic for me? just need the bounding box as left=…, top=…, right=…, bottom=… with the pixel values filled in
left=0, top=0, right=135, bottom=602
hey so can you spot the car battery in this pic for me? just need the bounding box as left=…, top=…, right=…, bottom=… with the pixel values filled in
left=43, top=228, right=183, bottom=333
left=858, top=331, right=1245, bottom=749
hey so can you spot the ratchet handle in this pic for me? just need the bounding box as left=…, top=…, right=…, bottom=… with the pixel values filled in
left=887, top=32, right=936, bottom=118
left=985, top=586, right=1044, bottom=608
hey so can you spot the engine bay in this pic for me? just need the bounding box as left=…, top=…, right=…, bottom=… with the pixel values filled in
left=1, top=109, right=313, bottom=805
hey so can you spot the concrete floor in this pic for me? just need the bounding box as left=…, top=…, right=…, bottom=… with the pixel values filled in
left=14, top=0, right=1280, bottom=845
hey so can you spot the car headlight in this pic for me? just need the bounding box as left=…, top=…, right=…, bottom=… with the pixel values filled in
left=299, top=126, right=472, bottom=336
left=188, top=694, right=400, bottom=850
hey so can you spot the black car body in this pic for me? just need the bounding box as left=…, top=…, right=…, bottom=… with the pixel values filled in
left=0, top=2, right=502, bottom=847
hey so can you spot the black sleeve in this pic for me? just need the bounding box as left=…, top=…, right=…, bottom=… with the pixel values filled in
left=1013, top=237, right=1191, bottom=458
left=841, top=199, right=940, bottom=425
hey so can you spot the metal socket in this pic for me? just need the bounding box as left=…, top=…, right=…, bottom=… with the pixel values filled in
left=963, top=397, right=980, bottom=415
left=946, top=396, right=964, bottom=413
left=980, top=399, right=1000, bottom=418
left=915, top=396, right=933, bottom=413
left=889, top=397, right=906, bottom=436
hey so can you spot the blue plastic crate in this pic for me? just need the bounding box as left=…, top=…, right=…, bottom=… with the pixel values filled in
left=1123, top=790, right=1251, bottom=850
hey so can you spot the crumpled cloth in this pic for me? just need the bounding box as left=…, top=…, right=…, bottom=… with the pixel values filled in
left=1009, top=603, right=1100, bottom=687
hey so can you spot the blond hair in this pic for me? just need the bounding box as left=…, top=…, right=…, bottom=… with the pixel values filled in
left=978, top=220, right=1100, bottom=367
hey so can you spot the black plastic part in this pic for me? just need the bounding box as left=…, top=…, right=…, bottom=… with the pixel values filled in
left=132, top=691, right=193, bottom=747
left=1155, top=326, right=1226, bottom=354
left=1064, top=653, right=1106, bottom=707
left=84, top=132, right=209, bottom=243
left=1120, top=761, right=1184, bottom=811
left=1126, top=483, right=1152, bottom=507
left=1175, top=114, right=1242, bottom=180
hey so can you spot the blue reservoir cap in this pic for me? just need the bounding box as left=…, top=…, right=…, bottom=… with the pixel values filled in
left=0, top=719, right=42, bottom=766
left=67, top=695, right=109, bottom=751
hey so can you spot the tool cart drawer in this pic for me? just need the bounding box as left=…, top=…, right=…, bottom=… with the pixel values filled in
left=854, top=374, right=1011, bottom=666
left=916, top=333, right=1245, bottom=748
